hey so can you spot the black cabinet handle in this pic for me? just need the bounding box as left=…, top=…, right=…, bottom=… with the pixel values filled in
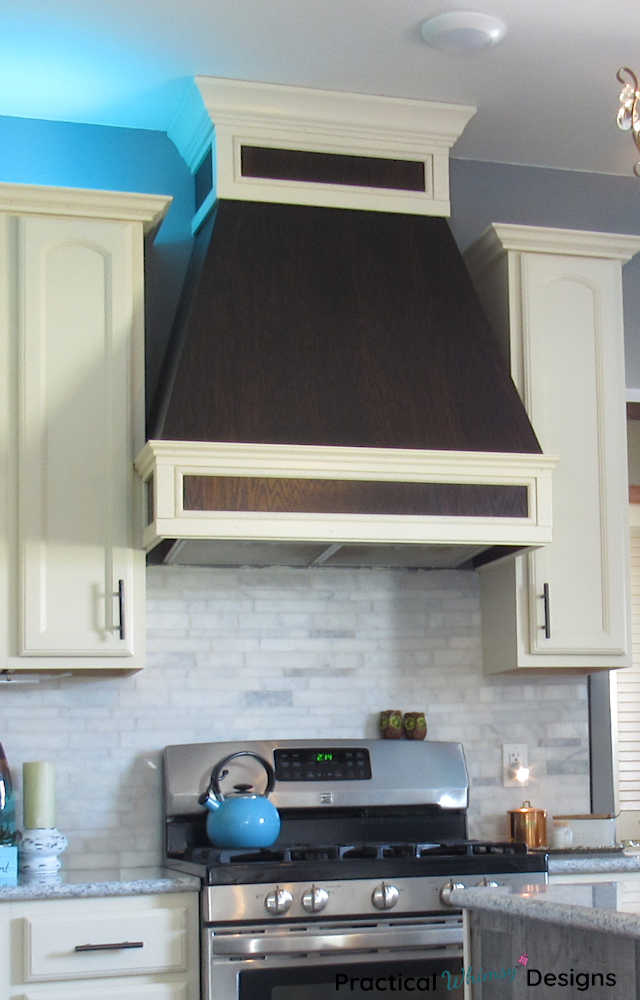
left=74, top=940, right=143, bottom=952
left=540, top=582, right=551, bottom=639
left=116, top=579, right=125, bottom=641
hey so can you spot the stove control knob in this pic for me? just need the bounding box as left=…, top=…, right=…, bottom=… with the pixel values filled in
left=440, top=880, right=465, bottom=906
left=480, top=879, right=500, bottom=888
left=264, top=886, right=293, bottom=915
left=371, top=882, right=400, bottom=910
left=302, top=886, right=329, bottom=913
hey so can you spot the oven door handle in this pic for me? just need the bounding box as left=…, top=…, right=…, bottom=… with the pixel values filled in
left=211, top=926, right=462, bottom=957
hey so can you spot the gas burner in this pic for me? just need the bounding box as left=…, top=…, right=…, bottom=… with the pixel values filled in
left=190, top=843, right=345, bottom=866
left=381, top=843, right=424, bottom=859
left=338, top=844, right=381, bottom=860
left=416, top=840, right=529, bottom=857
left=190, top=846, right=287, bottom=865
left=469, top=840, right=529, bottom=856
left=289, top=845, right=340, bottom=862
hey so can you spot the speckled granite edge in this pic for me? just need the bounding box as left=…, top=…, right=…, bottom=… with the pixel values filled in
left=450, top=885, right=640, bottom=940
left=0, top=867, right=201, bottom=901
left=549, top=854, right=640, bottom=875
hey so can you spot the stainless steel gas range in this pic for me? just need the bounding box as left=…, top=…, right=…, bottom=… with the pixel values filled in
left=163, top=739, right=547, bottom=1000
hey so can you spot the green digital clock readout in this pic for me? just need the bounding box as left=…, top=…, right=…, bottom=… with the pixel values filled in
left=273, top=748, right=371, bottom=780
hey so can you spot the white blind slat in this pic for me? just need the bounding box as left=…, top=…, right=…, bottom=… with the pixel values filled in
left=615, top=530, right=640, bottom=811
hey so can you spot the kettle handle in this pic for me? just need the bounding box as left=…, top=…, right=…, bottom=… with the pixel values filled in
left=206, top=752, right=276, bottom=804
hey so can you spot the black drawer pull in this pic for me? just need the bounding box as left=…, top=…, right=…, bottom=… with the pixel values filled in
left=74, top=941, right=143, bottom=953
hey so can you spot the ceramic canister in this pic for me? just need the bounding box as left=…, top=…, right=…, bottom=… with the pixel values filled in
left=379, top=710, right=403, bottom=739
left=508, top=800, right=547, bottom=848
left=403, top=712, right=427, bottom=740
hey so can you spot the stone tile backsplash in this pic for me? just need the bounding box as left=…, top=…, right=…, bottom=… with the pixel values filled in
left=1, top=566, right=589, bottom=869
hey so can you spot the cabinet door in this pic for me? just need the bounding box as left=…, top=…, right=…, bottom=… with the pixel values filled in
left=520, top=253, right=628, bottom=656
left=17, top=215, right=139, bottom=657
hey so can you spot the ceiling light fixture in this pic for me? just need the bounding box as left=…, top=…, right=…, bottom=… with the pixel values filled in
left=616, top=66, right=640, bottom=176
left=420, top=11, right=507, bottom=53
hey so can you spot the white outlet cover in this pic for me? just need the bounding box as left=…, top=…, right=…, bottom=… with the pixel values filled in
left=502, top=743, right=529, bottom=787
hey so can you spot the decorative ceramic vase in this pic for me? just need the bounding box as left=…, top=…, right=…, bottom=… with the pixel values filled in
left=20, top=828, right=68, bottom=875
left=379, top=710, right=403, bottom=739
left=403, top=712, right=427, bottom=740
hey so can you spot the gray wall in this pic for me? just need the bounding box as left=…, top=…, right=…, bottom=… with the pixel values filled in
left=450, top=159, right=640, bottom=390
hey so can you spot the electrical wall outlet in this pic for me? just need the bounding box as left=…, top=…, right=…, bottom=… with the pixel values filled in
left=502, top=743, right=529, bottom=787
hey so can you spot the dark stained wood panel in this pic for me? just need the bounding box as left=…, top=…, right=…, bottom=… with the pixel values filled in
left=240, top=146, right=426, bottom=192
left=154, top=200, right=542, bottom=456
left=627, top=402, right=640, bottom=421
left=183, top=475, right=529, bottom=518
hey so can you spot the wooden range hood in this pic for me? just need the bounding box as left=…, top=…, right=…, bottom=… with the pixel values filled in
left=136, top=78, right=555, bottom=569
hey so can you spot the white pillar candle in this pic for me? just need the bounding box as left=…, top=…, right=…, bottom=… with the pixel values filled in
left=22, top=762, right=55, bottom=830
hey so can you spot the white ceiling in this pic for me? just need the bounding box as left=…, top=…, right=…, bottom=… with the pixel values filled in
left=4, top=0, right=640, bottom=176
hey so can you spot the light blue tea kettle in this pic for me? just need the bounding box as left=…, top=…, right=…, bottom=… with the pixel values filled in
left=198, top=751, right=280, bottom=849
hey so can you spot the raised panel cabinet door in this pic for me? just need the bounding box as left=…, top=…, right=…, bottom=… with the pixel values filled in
left=520, top=253, right=628, bottom=656
left=17, top=215, right=138, bottom=656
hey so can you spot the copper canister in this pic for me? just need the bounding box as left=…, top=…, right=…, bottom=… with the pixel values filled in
left=508, top=800, right=547, bottom=848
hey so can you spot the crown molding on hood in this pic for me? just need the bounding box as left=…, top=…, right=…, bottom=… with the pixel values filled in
left=192, top=75, right=476, bottom=216
left=167, top=79, right=215, bottom=173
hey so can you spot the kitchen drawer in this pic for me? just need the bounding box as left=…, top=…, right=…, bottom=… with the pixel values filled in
left=15, top=984, right=187, bottom=1000
left=22, top=903, right=189, bottom=982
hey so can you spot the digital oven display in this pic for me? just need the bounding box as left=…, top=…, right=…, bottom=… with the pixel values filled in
left=274, top=747, right=372, bottom=781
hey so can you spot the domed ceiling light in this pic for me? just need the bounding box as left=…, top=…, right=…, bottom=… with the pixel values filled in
left=420, top=11, right=507, bottom=53
left=616, top=67, right=640, bottom=176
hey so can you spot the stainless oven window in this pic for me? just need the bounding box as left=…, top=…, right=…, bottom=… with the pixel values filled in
left=237, top=957, right=464, bottom=998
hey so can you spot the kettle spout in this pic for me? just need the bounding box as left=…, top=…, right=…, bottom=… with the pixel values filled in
left=198, top=791, right=221, bottom=812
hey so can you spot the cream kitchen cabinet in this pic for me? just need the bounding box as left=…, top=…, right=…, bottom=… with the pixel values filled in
left=465, top=225, right=640, bottom=672
left=0, top=184, right=170, bottom=670
left=1, top=891, right=199, bottom=1000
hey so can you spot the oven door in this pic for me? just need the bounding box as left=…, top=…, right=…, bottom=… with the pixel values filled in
left=205, top=916, right=465, bottom=999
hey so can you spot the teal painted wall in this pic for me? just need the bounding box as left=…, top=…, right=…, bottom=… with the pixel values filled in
left=0, top=115, right=195, bottom=409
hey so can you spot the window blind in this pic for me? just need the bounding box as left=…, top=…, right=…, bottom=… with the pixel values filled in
left=615, top=530, right=640, bottom=810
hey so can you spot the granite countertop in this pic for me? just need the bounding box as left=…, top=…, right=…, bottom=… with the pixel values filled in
left=0, top=866, right=201, bottom=902
left=548, top=849, right=640, bottom=875
left=449, top=878, right=640, bottom=939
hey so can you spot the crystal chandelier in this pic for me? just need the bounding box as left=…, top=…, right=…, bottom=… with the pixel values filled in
left=617, top=67, right=640, bottom=176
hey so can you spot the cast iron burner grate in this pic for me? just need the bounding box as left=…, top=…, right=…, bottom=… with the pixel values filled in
left=189, top=839, right=528, bottom=866
left=416, top=840, right=529, bottom=857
